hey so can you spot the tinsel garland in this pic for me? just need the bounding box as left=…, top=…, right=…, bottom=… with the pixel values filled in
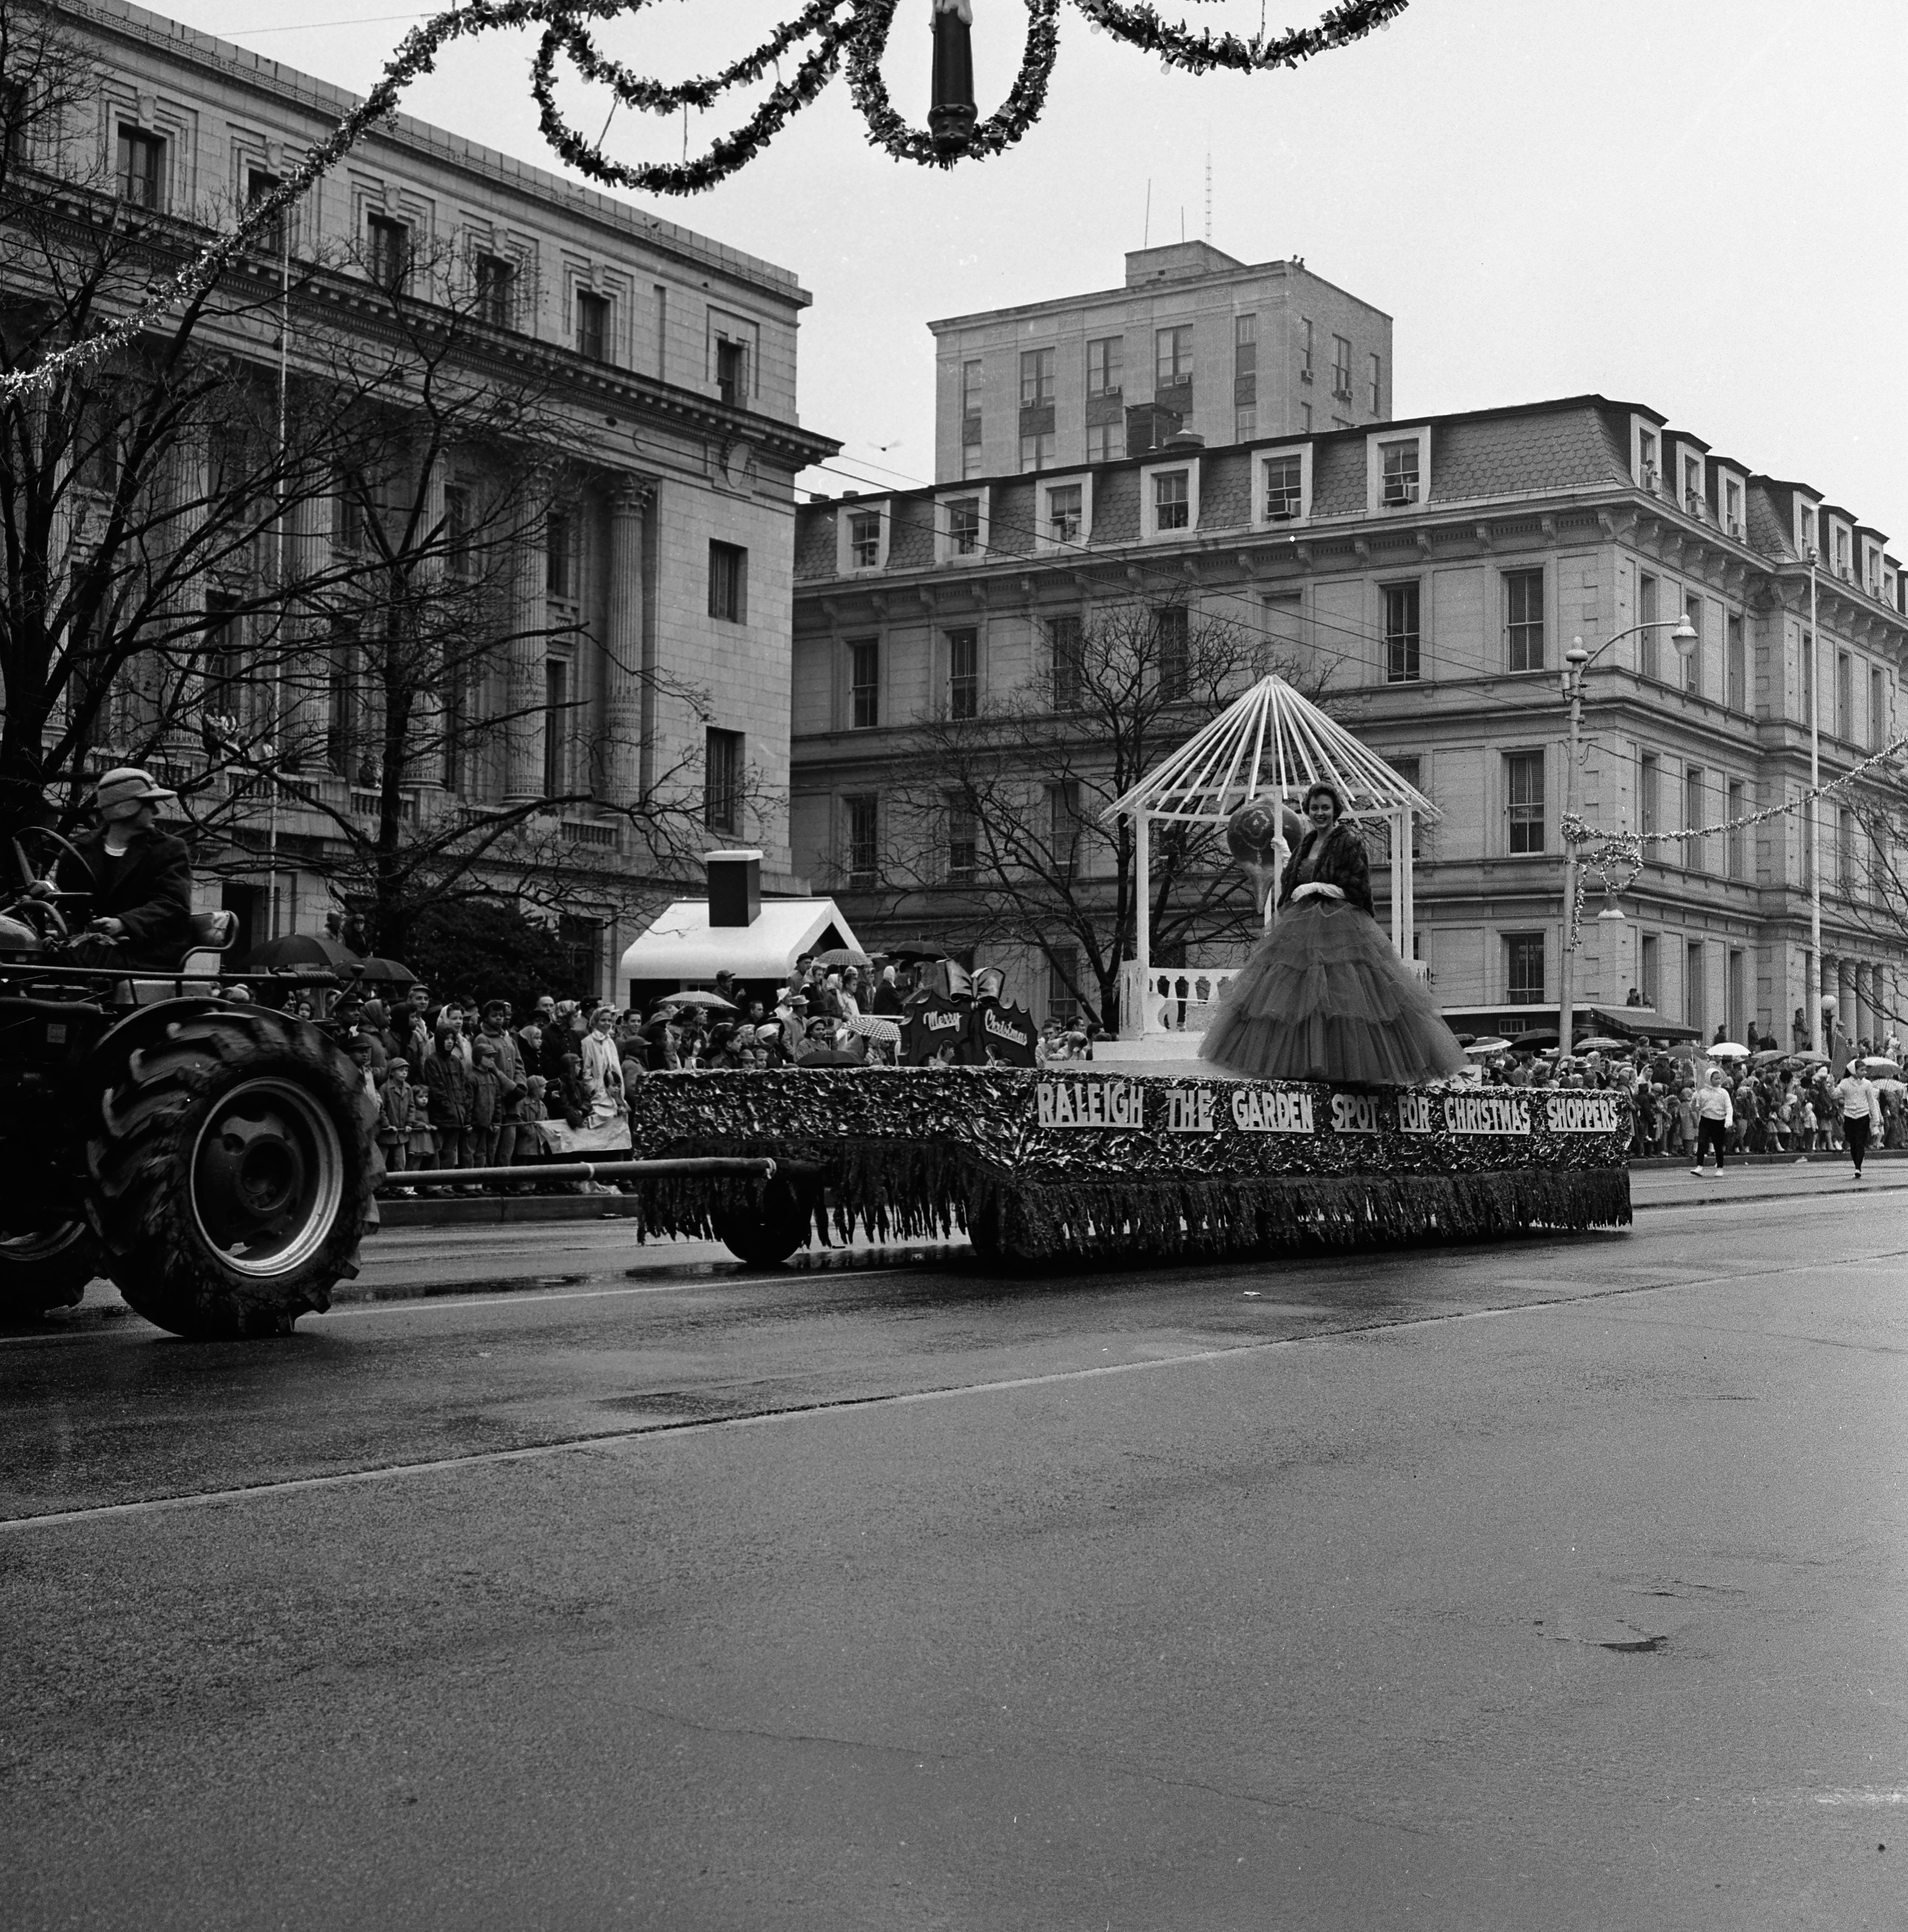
left=622, top=1067, right=1632, bottom=1266
left=1, top=0, right=1410, bottom=397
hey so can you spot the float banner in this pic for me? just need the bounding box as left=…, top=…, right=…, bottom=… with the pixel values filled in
left=624, top=1068, right=1634, bottom=1261
left=974, top=999, right=1037, bottom=1066
left=901, top=995, right=970, bottom=1065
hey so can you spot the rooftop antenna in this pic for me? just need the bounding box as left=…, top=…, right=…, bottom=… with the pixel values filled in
left=1143, top=178, right=1151, bottom=248
left=1204, top=145, right=1212, bottom=243
left=1179, top=204, right=1185, bottom=243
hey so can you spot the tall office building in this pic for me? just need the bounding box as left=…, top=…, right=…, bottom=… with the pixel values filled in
left=930, top=242, right=1392, bottom=483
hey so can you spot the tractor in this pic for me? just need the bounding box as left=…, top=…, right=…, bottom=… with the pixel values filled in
left=0, top=829, right=382, bottom=1338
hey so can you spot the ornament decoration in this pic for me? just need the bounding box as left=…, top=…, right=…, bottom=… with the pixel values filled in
left=1, top=0, right=1409, bottom=398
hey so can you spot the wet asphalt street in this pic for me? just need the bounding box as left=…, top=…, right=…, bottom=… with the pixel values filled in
left=3, top=1179, right=1905, bottom=1931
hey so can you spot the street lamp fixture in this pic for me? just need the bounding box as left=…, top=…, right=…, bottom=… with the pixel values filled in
left=1557, top=614, right=1701, bottom=1052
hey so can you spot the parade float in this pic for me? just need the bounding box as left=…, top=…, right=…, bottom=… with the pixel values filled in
left=624, top=675, right=1633, bottom=1269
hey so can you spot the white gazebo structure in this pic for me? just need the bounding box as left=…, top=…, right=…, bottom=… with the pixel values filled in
left=1103, top=674, right=1439, bottom=1041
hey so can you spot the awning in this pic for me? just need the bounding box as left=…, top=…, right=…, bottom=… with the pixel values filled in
left=1437, top=1003, right=1702, bottom=1044
left=617, top=898, right=863, bottom=986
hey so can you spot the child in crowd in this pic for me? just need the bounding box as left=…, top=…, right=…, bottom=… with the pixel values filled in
left=407, top=1087, right=437, bottom=1171
left=469, top=1035, right=502, bottom=1166
left=379, top=1059, right=415, bottom=1190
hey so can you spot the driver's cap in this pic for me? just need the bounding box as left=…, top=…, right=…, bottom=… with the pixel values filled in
left=94, top=766, right=176, bottom=815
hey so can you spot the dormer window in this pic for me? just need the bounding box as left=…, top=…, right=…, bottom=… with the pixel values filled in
left=849, top=510, right=881, bottom=567
left=1154, top=469, right=1190, bottom=530
left=1381, top=439, right=1419, bottom=505
left=1833, top=524, right=1851, bottom=580
left=1034, top=475, right=1090, bottom=552
left=1047, top=484, right=1082, bottom=543
left=1722, top=475, right=1744, bottom=539
left=1254, top=445, right=1312, bottom=528
left=1798, top=501, right=1819, bottom=558
left=947, top=496, right=982, bottom=555
left=1681, top=452, right=1705, bottom=517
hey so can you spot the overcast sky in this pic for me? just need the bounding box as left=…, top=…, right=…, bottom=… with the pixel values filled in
left=162, top=0, right=1906, bottom=535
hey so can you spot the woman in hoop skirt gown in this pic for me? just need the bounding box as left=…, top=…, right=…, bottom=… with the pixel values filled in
left=1200, top=782, right=1466, bottom=1086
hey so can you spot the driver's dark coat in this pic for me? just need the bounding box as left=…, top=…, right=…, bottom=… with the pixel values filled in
left=57, top=826, right=195, bottom=967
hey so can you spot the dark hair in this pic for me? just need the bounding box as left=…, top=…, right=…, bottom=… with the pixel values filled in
left=1301, top=782, right=1345, bottom=821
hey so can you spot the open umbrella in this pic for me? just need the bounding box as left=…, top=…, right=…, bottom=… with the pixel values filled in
left=843, top=1014, right=902, bottom=1044
left=809, top=946, right=871, bottom=968
left=1859, top=1056, right=1901, bottom=1078
left=1463, top=1037, right=1512, bottom=1057
left=1749, top=1049, right=1787, bottom=1065
left=1509, top=1029, right=1559, bottom=1050
left=1708, top=1042, right=1750, bottom=1060
left=1573, top=1036, right=1633, bottom=1053
left=344, top=955, right=416, bottom=987
left=1787, top=1050, right=1830, bottom=1066
left=881, top=943, right=947, bottom=964
left=657, top=990, right=736, bottom=1011
left=239, top=932, right=357, bottom=974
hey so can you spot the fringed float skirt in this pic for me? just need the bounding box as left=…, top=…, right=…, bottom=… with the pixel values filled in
left=1199, top=898, right=1467, bottom=1087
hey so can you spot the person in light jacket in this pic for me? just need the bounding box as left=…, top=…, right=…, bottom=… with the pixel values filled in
left=1690, top=1066, right=1734, bottom=1177
left=1831, top=1061, right=1880, bottom=1178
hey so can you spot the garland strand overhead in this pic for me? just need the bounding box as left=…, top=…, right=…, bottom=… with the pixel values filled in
left=0, top=0, right=1407, bottom=397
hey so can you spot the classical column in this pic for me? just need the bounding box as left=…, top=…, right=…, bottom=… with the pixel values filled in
left=602, top=477, right=655, bottom=808
left=1837, top=958, right=1856, bottom=1061
left=503, top=507, right=548, bottom=803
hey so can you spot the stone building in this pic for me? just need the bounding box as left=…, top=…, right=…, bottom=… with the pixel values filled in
left=8, top=0, right=836, bottom=992
left=791, top=394, right=1908, bottom=1046
left=930, top=242, right=1392, bottom=483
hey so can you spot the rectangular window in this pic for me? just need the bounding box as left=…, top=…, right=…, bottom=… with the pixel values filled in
left=708, top=541, right=747, bottom=622
left=1639, top=572, right=1659, bottom=679
left=715, top=336, right=747, bottom=405
left=543, top=658, right=569, bottom=796
left=1049, top=613, right=1083, bottom=711
left=960, top=443, right=984, bottom=481
left=1870, top=666, right=1886, bottom=749
left=1263, top=453, right=1303, bottom=521
left=1683, top=594, right=1703, bottom=693
left=1019, top=431, right=1056, bottom=474
left=1087, top=336, right=1123, bottom=397
left=1331, top=334, right=1352, bottom=397
left=1299, top=402, right=1312, bottom=434
left=946, top=796, right=978, bottom=884
left=946, top=495, right=982, bottom=555
left=1683, top=766, right=1705, bottom=872
left=246, top=169, right=285, bottom=254
left=1724, top=476, right=1744, bottom=535
left=1153, top=468, right=1190, bottom=531
left=1047, top=946, right=1081, bottom=1028
left=1233, top=313, right=1256, bottom=378
left=1019, top=347, right=1055, bottom=407
left=1727, top=949, right=1746, bottom=1041
left=1640, top=933, right=1660, bottom=1008
left=326, top=618, right=361, bottom=779
left=1367, top=351, right=1382, bottom=414
left=1299, top=318, right=1314, bottom=376
left=1726, top=612, right=1745, bottom=713
left=1155, top=325, right=1193, bottom=386
left=1837, top=651, right=1853, bottom=740
left=848, top=638, right=879, bottom=729
left=1506, top=750, right=1544, bottom=854
left=116, top=125, right=164, bottom=208
left=845, top=794, right=879, bottom=888
left=1156, top=606, right=1189, bottom=701
left=474, top=252, right=514, bottom=328
left=546, top=512, right=574, bottom=600
left=847, top=510, right=881, bottom=568
left=1638, top=752, right=1659, bottom=837
left=1801, top=630, right=1814, bottom=725
left=1685, top=941, right=1705, bottom=1033
left=1233, top=406, right=1257, bottom=444
left=653, top=282, right=667, bottom=378
left=961, top=358, right=984, bottom=419
left=1383, top=581, right=1421, bottom=683
left=1380, top=439, right=1420, bottom=505
left=1086, top=422, right=1124, bottom=464
left=442, top=483, right=472, bottom=579
left=1504, top=568, right=1544, bottom=672
left=1638, top=426, right=1659, bottom=485
left=1839, top=806, right=1856, bottom=889
left=1726, top=779, right=1746, bottom=879
left=947, top=627, right=979, bottom=719
left=1505, top=933, right=1545, bottom=1004
left=1046, top=484, right=1082, bottom=544
left=366, top=211, right=410, bottom=291
left=576, top=290, right=609, bottom=361
left=202, top=593, right=246, bottom=727
left=1050, top=780, right=1082, bottom=880
left=703, top=727, right=743, bottom=834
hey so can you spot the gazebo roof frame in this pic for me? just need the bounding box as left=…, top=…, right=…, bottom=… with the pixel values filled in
left=1103, top=673, right=1441, bottom=828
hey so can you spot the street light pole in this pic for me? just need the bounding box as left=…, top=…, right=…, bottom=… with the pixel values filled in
left=1558, top=615, right=1697, bottom=1055
left=1808, top=551, right=1822, bottom=1056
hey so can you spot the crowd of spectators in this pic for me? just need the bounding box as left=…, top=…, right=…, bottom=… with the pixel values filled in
left=1475, top=1024, right=1907, bottom=1162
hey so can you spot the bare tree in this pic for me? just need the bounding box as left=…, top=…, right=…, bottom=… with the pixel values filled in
left=865, top=595, right=1329, bottom=1032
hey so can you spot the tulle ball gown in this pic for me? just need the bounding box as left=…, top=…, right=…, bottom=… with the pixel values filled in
left=1200, top=821, right=1466, bottom=1087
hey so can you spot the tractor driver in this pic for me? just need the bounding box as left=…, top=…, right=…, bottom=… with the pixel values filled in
left=54, top=767, right=195, bottom=969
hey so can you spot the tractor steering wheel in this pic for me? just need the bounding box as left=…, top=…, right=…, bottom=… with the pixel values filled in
left=13, top=826, right=94, bottom=897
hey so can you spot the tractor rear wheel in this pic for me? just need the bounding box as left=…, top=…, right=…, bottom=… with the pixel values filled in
left=0, top=1218, right=101, bottom=1320
left=88, top=1009, right=381, bottom=1339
